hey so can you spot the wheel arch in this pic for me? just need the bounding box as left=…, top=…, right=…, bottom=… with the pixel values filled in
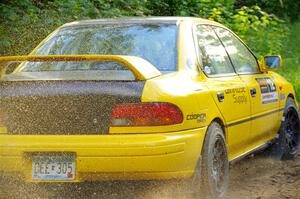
left=287, top=93, right=295, bottom=100
left=286, top=94, right=299, bottom=111
left=210, top=117, right=227, bottom=140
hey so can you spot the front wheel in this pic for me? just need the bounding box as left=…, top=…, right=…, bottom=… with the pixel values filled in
left=191, top=122, right=229, bottom=199
left=271, top=97, right=300, bottom=160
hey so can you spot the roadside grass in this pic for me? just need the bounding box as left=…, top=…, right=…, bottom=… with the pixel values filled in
left=278, top=22, right=300, bottom=103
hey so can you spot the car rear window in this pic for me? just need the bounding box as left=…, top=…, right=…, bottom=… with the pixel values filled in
left=24, top=23, right=178, bottom=73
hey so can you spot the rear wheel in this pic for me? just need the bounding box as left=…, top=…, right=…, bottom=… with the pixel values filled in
left=271, top=97, right=300, bottom=160
left=191, top=122, right=229, bottom=199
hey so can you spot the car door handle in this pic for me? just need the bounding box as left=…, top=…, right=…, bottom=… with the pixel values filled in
left=250, top=88, right=256, bottom=97
left=217, top=92, right=225, bottom=102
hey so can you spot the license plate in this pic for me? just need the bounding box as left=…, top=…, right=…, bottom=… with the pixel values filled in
left=32, top=154, right=75, bottom=180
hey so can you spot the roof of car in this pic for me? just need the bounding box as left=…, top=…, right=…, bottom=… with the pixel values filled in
left=62, top=17, right=222, bottom=27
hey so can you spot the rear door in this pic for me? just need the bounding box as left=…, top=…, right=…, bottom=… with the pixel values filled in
left=214, top=26, right=281, bottom=148
left=194, top=25, right=252, bottom=160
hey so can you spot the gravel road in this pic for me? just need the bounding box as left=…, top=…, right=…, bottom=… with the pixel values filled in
left=1, top=152, right=299, bottom=199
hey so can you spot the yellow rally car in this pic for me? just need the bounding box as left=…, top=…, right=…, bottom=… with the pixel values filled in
left=0, top=17, right=299, bottom=198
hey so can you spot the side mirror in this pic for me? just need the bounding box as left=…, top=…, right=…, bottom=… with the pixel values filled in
left=259, top=55, right=282, bottom=72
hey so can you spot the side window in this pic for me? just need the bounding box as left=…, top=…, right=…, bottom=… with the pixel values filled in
left=195, top=25, right=235, bottom=76
left=214, top=27, right=260, bottom=74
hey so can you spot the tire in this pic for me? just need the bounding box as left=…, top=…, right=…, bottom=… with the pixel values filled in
left=191, top=122, right=229, bottom=199
left=271, top=97, right=300, bottom=160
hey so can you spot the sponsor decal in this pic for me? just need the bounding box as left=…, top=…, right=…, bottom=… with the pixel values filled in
left=186, top=113, right=206, bottom=123
left=225, top=87, right=247, bottom=104
left=256, top=77, right=278, bottom=104
left=225, top=87, right=246, bottom=94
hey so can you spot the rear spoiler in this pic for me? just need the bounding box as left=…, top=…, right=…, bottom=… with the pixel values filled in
left=0, top=55, right=161, bottom=80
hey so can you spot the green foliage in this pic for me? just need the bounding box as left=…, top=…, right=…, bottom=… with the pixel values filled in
left=0, top=0, right=290, bottom=58
left=207, top=5, right=288, bottom=56
left=235, top=0, right=300, bottom=22
left=278, top=22, right=300, bottom=103
left=145, top=0, right=235, bottom=17
left=0, top=0, right=149, bottom=55
left=147, top=0, right=289, bottom=56
left=280, top=57, right=300, bottom=103
left=0, top=0, right=298, bottom=102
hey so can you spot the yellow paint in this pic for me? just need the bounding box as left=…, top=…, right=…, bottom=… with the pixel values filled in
left=0, top=55, right=161, bottom=80
left=0, top=128, right=206, bottom=182
left=0, top=17, right=297, bottom=182
left=0, top=127, right=7, bottom=134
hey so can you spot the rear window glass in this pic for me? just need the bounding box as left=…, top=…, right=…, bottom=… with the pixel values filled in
left=26, top=24, right=178, bottom=72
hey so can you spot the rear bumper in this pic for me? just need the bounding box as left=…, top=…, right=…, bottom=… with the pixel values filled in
left=0, top=127, right=206, bottom=182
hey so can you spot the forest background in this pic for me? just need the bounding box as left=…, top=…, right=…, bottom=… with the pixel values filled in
left=0, top=0, right=299, bottom=102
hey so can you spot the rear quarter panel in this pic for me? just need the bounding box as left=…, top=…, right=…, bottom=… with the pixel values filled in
left=110, top=72, right=224, bottom=134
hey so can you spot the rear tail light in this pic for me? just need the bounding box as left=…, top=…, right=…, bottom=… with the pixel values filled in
left=110, top=103, right=183, bottom=126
